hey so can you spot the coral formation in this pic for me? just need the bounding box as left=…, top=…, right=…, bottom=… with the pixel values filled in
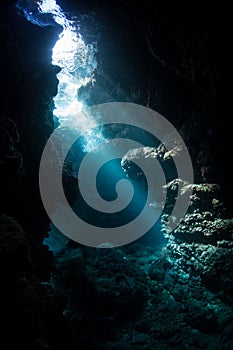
left=0, top=1, right=232, bottom=348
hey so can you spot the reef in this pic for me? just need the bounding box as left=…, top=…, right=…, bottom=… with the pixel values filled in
left=0, top=1, right=233, bottom=349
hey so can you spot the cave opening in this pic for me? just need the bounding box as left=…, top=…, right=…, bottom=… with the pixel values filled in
left=1, top=1, right=233, bottom=348
left=17, top=0, right=168, bottom=250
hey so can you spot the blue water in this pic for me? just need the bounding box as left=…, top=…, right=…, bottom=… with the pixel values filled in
left=17, top=0, right=166, bottom=249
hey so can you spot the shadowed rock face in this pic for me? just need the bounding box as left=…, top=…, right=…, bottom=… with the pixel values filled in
left=0, top=2, right=62, bottom=278
left=0, top=1, right=233, bottom=349
left=0, top=2, right=75, bottom=348
left=0, top=116, right=24, bottom=189
left=75, top=1, right=233, bottom=204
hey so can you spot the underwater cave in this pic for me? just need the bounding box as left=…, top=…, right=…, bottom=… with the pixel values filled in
left=0, top=0, right=233, bottom=349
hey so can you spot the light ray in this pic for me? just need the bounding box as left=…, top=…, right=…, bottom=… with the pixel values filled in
left=17, top=0, right=105, bottom=151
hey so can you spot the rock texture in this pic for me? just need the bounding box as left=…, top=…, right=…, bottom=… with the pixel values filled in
left=0, top=2, right=72, bottom=348
left=0, top=1, right=233, bottom=349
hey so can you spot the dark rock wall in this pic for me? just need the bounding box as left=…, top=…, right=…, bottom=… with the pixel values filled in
left=0, top=1, right=233, bottom=349
left=0, top=2, right=74, bottom=348
left=76, top=1, right=233, bottom=204
left=0, top=2, right=61, bottom=278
